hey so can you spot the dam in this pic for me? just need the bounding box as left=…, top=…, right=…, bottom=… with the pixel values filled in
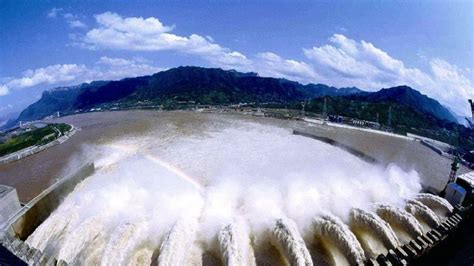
left=0, top=111, right=472, bottom=265
left=0, top=175, right=466, bottom=265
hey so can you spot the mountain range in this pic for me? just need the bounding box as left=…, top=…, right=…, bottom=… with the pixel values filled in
left=8, top=66, right=458, bottom=129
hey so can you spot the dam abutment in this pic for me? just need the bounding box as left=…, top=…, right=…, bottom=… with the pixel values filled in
left=0, top=163, right=94, bottom=264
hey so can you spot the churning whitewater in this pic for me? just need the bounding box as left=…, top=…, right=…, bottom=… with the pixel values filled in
left=25, top=114, right=452, bottom=265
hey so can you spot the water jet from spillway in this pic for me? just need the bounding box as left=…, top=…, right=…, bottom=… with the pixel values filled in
left=158, top=218, right=199, bottom=266
left=348, top=208, right=399, bottom=258
left=311, top=214, right=365, bottom=265
left=218, top=220, right=256, bottom=266
left=375, top=204, right=423, bottom=244
left=25, top=199, right=79, bottom=255
left=270, top=218, right=313, bottom=266
left=415, top=193, right=453, bottom=218
left=129, top=247, right=155, bottom=266
left=56, top=215, right=106, bottom=264
left=101, top=221, right=150, bottom=265
left=405, top=200, right=441, bottom=230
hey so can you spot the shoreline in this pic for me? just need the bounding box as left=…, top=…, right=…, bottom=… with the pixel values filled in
left=0, top=125, right=77, bottom=166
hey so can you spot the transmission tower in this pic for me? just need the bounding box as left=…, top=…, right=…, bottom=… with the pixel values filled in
left=301, top=99, right=307, bottom=117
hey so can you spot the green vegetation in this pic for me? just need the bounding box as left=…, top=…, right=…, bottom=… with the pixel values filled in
left=0, top=123, right=71, bottom=157
left=55, top=123, right=72, bottom=135
left=300, top=97, right=437, bottom=129
left=297, top=97, right=474, bottom=152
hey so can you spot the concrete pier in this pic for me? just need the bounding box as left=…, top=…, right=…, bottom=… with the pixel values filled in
left=368, top=208, right=467, bottom=266
left=0, top=185, right=21, bottom=227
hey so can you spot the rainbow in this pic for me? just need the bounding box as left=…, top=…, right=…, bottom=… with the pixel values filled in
left=143, top=154, right=204, bottom=191
left=107, top=143, right=204, bottom=191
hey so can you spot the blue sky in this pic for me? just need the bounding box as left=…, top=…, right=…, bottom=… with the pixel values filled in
left=1, top=0, right=473, bottom=120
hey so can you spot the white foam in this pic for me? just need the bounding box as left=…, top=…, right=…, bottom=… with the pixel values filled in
left=158, top=218, right=199, bottom=266
left=218, top=219, right=256, bottom=266
left=27, top=115, right=424, bottom=263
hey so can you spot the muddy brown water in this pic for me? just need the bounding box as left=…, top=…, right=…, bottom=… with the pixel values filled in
left=0, top=110, right=468, bottom=202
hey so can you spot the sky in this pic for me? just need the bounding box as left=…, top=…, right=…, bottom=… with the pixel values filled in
left=0, top=0, right=473, bottom=120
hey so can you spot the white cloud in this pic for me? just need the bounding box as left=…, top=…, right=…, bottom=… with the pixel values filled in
left=79, top=22, right=472, bottom=115
left=97, top=56, right=164, bottom=79
left=76, top=13, right=315, bottom=82
left=0, top=85, right=9, bottom=96
left=255, top=52, right=320, bottom=83
left=63, top=13, right=87, bottom=29
left=47, top=7, right=62, bottom=18
left=11, top=12, right=474, bottom=118
left=68, top=19, right=87, bottom=29
left=78, top=13, right=315, bottom=82
left=82, top=12, right=251, bottom=68
left=429, top=59, right=474, bottom=113
left=303, top=34, right=474, bottom=116
left=5, top=64, right=92, bottom=89
left=0, top=57, right=162, bottom=96
left=47, top=9, right=87, bottom=29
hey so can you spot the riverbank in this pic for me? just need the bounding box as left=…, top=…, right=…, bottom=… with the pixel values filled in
left=0, top=125, right=77, bottom=166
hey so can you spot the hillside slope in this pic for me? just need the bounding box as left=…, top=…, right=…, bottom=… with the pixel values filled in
left=15, top=66, right=361, bottom=122
left=12, top=66, right=457, bottom=129
left=346, top=86, right=457, bottom=123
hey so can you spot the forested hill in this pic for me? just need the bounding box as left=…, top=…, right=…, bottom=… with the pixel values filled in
left=13, top=66, right=457, bottom=128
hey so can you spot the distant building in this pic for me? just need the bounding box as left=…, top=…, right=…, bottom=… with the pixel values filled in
left=253, top=108, right=264, bottom=117
left=349, top=118, right=380, bottom=129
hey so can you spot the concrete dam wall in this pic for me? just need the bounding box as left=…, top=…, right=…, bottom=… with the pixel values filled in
left=0, top=163, right=94, bottom=264
left=293, top=129, right=379, bottom=164
left=0, top=162, right=470, bottom=265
